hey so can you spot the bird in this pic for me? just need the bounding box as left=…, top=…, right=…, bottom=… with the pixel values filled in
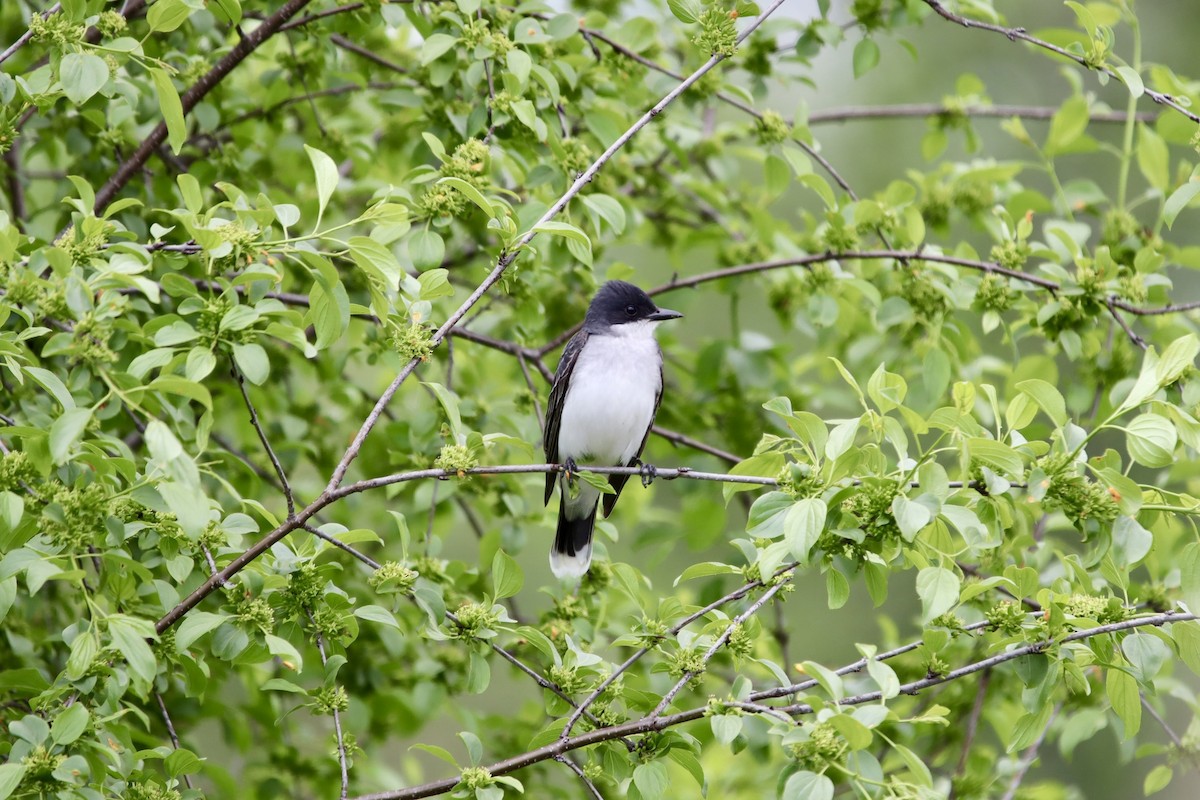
left=543, top=280, right=683, bottom=579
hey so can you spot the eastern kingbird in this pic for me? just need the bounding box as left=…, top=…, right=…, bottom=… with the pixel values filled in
left=543, top=281, right=683, bottom=579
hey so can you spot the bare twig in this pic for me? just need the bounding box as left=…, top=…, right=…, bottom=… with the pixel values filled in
left=948, top=668, right=991, bottom=799
left=308, top=612, right=351, bottom=798
left=154, top=692, right=195, bottom=790
left=232, top=362, right=296, bottom=519
left=330, top=33, right=409, bottom=74
left=808, top=103, right=1154, bottom=125
left=922, top=0, right=1200, bottom=124
left=554, top=755, right=604, bottom=800
left=1141, top=694, right=1184, bottom=748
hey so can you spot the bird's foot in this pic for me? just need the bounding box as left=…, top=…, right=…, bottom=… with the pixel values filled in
left=637, top=460, right=658, bottom=488
left=564, top=457, right=579, bottom=485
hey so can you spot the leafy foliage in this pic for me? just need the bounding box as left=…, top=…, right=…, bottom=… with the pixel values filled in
left=2, top=1, right=1200, bottom=799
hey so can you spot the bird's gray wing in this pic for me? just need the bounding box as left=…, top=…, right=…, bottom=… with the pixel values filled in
left=602, top=360, right=663, bottom=518
left=544, top=331, right=589, bottom=505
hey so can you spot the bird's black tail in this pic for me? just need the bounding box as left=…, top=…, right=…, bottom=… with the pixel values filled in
left=550, top=501, right=596, bottom=580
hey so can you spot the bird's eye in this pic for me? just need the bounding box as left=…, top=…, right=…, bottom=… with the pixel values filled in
left=624, top=304, right=638, bottom=317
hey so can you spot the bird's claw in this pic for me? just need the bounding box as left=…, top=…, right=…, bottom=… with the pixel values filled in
left=638, top=460, right=658, bottom=488
left=564, top=457, right=579, bottom=485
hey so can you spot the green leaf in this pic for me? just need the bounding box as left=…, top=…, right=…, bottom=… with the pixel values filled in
left=410, top=743, right=459, bottom=767
left=784, top=498, right=826, bottom=561
left=852, top=38, right=880, bottom=78
left=422, top=382, right=464, bottom=443
left=1125, top=413, right=1176, bottom=468
left=0, top=764, right=27, bottom=800
left=60, top=52, right=109, bottom=105
left=233, top=343, right=269, bottom=385
left=891, top=495, right=932, bottom=541
left=710, top=713, right=742, bottom=744
left=916, top=566, right=960, bottom=622
left=165, top=748, right=202, bottom=778
left=1016, top=379, right=1068, bottom=426
left=304, top=144, right=339, bottom=228
left=147, top=0, right=192, bottom=32
left=966, top=438, right=1024, bottom=477
left=782, top=770, right=834, bottom=800
left=799, top=660, right=844, bottom=700
left=505, top=48, right=531, bottom=86
left=578, top=470, right=615, bottom=495
left=50, top=703, right=89, bottom=745
left=825, top=567, right=849, bottom=609
left=1123, top=632, right=1170, bottom=682
left=531, top=221, right=592, bottom=262
left=1155, top=334, right=1198, bottom=387
left=827, top=713, right=872, bottom=750
left=437, top=177, right=494, bottom=219
left=1163, top=178, right=1200, bottom=229
left=418, top=269, right=454, bottom=300
left=421, top=33, right=458, bottom=64
left=1113, top=65, right=1144, bottom=97
left=1045, top=94, right=1090, bottom=155
left=632, top=761, right=669, bottom=799
left=354, top=605, right=401, bottom=631
left=1144, top=764, right=1173, bottom=796
left=668, top=0, right=702, bottom=24
left=49, top=406, right=92, bottom=464
left=175, top=611, right=228, bottom=650
left=349, top=236, right=403, bottom=289
left=1181, top=542, right=1200, bottom=614
left=409, top=228, right=445, bottom=271
left=23, top=366, right=75, bottom=410
left=492, top=550, right=524, bottom=599
left=108, top=614, right=158, bottom=687
left=1136, top=124, right=1169, bottom=192
left=1107, top=664, right=1141, bottom=737
left=674, top=562, right=742, bottom=585
left=150, top=68, right=186, bottom=154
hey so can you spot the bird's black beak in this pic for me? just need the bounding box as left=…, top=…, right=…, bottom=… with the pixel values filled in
left=649, top=307, right=683, bottom=321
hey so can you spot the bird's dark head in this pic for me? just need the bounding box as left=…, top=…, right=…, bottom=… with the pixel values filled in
left=584, top=280, right=683, bottom=334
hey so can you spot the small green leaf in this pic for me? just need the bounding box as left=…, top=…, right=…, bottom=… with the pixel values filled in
left=505, top=48, right=531, bottom=86
left=304, top=144, right=339, bottom=228
left=578, top=470, right=615, bottom=495
left=491, top=550, right=524, bottom=599
left=353, top=605, right=401, bottom=631
left=233, top=343, right=270, bottom=385
left=1113, top=65, right=1144, bottom=98
left=1107, top=664, right=1141, bottom=737
left=916, top=566, right=960, bottom=622
left=147, top=0, right=192, bottom=32
left=710, top=714, right=742, bottom=744
left=50, top=703, right=89, bottom=745
left=852, top=38, right=880, bottom=78
left=1144, top=764, right=1173, bottom=796
left=349, top=236, right=403, bottom=289
left=421, top=33, right=458, bottom=64
left=437, top=177, right=494, bottom=219
left=632, top=761, right=669, bottom=799
left=1125, top=413, right=1176, bottom=468
left=782, top=770, right=834, bottom=800
left=409, top=228, right=445, bottom=271
left=1016, top=378, right=1068, bottom=426
left=891, top=495, right=932, bottom=541
left=531, top=221, right=592, bottom=262
left=0, top=764, right=27, bottom=800
left=1163, top=179, right=1200, bottom=229
left=60, top=52, right=109, bottom=105
left=49, top=406, right=92, bottom=464
left=1045, top=94, right=1090, bottom=155
left=668, top=0, right=702, bottom=24
left=150, top=69, right=186, bottom=154
left=175, top=611, right=228, bottom=651
left=1136, top=124, right=1169, bottom=192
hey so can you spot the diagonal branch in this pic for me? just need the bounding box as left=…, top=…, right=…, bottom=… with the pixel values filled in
left=232, top=361, right=296, bottom=519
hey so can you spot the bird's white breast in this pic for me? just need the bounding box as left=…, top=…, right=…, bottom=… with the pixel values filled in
left=556, top=329, right=662, bottom=465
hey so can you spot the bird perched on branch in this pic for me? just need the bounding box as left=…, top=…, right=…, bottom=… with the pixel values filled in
left=543, top=281, right=683, bottom=579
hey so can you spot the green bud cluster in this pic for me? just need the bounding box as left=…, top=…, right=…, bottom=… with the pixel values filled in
left=390, top=322, right=434, bottom=362
left=0, top=119, right=16, bottom=156
left=30, top=13, right=85, bottom=48
left=434, top=443, right=477, bottom=476
left=451, top=601, right=499, bottom=640
left=313, top=684, right=349, bottom=715
left=456, top=767, right=493, bottom=791
left=1037, top=456, right=1118, bottom=525
left=310, top=606, right=350, bottom=642
left=42, top=483, right=111, bottom=551
left=788, top=722, right=848, bottom=771
left=280, top=562, right=324, bottom=616
left=369, top=561, right=418, bottom=595
left=667, top=646, right=707, bottom=687
left=0, top=451, right=35, bottom=491
left=985, top=600, right=1026, bottom=635
left=972, top=273, right=1016, bottom=313
left=989, top=239, right=1030, bottom=270
left=21, top=746, right=67, bottom=792
left=1061, top=594, right=1127, bottom=623
left=97, top=10, right=128, bottom=38
left=236, top=596, right=275, bottom=634
left=126, top=782, right=182, bottom=800
left=548, top=664, right=588, bottom=694
left=694, top=7, right=738, bottom=57
left=755, top=110, right=790, bottom=145
left=725, top=622, right=754, bottom=658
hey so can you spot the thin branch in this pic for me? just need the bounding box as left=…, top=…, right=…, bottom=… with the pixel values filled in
left=88, top=0, right=315, bottom=219
left=348, top=613, right=1197, bottom=800
left=1106, top=297, right=1148, bottom=349
left=562, top=564, right=795, bottom=742
left=1141, top=694, right=1184, bottom=748
left=309, top=612, right=351, bottom=799
left=330, top=33, right=409, bottom=75
left=154, top=692, right=194, bottom=790
left=232, top=362, right=296, bottom=519
left=921, top=0, right=1200, bottom=124
left=302, top=522, right=381, bottom=569
left=650, top=425, right=741, bottom=464
left=278, top=1, right=367, bottom=32
left=649, top=581, right=786, bottom=719
left=808, top=103, right=1154, bottom=125
left=321, top=0, right=790, bottom=496
left=516, top=353, right=544, bottom=428
left=554, top=755, right=603, bottom=800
